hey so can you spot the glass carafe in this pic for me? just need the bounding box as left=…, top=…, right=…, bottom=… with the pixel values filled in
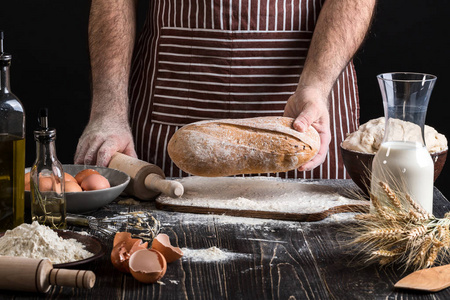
left=371, top=72, right=436, bottom=214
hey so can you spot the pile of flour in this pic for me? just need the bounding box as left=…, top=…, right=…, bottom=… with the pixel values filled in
left=181, top=246, right=250, bottom=262
left=0, top=221, right=93, bottom=264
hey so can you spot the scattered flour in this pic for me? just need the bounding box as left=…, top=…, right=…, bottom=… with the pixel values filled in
left=181, top=246, right=250, bottom=262
left=0, top=221, right=94, bottom=264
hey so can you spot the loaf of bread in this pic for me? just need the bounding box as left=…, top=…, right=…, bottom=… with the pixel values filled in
left=167, top=116, right=320, bottom=177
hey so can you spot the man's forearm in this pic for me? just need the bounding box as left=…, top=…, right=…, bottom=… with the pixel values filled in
left=88, top=0, right=137, bottom=120
left=299, top=0, right=376, bottom=95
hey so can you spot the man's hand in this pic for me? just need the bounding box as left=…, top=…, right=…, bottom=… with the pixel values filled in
left=74, top=116, right=137, bottom=167
left=284, top=86, right=331, bottom=171
left=284, top=0, right=376, bottom=172
left=75, top=0, right=138, bottom=167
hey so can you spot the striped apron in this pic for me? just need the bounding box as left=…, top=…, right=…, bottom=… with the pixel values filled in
left=129, top=0, right=360, bottom=179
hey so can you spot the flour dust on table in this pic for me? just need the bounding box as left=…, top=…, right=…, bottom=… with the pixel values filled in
left=157, top=177, right=368, bottom=219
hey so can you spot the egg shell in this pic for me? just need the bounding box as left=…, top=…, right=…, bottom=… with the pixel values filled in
left=65, top=181, right=83, bottom=193
left=75, top=169, right=101, bottom=185
left=64, top=172, right=77, bottom=183
left=81, top=174, right=111, bottom=191
left=111, top=233, right=148, bottom=273
left=111, top=241, right=130, bottom=273
left=151, top=233, right=183, bottom=263
left=129, top=249, right=167, bottom=284
left=113, top=232, right=133, bottom=247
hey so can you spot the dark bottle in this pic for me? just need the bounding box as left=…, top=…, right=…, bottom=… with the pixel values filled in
left=0, top=31, right=25, bottom=231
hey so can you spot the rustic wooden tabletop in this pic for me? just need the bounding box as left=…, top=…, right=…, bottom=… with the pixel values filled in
left=1, top=179, right=450, bottom=300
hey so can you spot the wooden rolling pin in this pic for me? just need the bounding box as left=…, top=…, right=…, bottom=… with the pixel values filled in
left=108, top=152, right=184, bottom=200
left=0, top=256, right=95, bottom=293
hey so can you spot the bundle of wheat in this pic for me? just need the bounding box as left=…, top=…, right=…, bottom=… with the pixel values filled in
left=352, top=181, right=450, bottom=270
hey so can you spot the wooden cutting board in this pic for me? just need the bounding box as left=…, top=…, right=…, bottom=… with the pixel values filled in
left=156, top=177, right=369, bottom=221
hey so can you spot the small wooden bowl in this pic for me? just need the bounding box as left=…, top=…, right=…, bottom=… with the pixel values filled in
left=341, top=144, right=448, bottom=195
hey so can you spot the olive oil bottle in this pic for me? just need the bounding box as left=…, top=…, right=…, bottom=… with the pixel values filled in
left=31, top=108, right=66, bottom=229
left=0, top=31, right=26, bottom=231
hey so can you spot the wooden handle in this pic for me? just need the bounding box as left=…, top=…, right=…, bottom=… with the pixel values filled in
left=145, top=173, right=184, bottom=198
left=49, top=268, right=96, bottom=289
left=109, top=152, right=183, bottom=200
left=395, top=264, right=450, bottom=292
left=0, top=257, right=95, bottom=293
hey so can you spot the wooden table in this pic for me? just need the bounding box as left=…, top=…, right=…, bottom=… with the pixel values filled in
left=1, top=180, right=450, bottom=299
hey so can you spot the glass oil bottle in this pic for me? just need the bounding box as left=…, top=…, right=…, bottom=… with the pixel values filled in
left=30, top=108, right=66, bottom=229
left=0, top=31, right=25, bottom=231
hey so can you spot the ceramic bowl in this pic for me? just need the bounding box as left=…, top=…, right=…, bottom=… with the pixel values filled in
left=25, top=165, right=130, bottom=213
left=341, top=144, right=447, bottom=195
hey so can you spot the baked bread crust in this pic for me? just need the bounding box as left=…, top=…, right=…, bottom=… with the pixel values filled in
left=167, top=116, right=320, bottom=176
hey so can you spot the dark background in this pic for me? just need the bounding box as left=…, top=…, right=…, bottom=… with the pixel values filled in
left=1, top=1, right=449, bottom=196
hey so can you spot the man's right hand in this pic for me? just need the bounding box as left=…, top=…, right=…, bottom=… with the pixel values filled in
left=74, top=116, right=137, bottom=167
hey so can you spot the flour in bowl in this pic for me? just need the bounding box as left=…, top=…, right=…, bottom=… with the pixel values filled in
left=0, top=221, right=93, bottom=264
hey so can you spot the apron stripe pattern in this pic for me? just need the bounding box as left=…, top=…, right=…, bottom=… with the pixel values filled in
left=130, top=0, right=360, bottom=179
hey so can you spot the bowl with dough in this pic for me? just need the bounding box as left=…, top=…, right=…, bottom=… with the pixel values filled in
left=341, top=117, right=448, bottom=195
left=25, top=165, right=130, bottom=213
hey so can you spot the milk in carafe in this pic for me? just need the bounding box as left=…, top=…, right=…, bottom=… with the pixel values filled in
left=371, top=72, right=437, bottom=214
left=371, top=141, right=434, bottom=213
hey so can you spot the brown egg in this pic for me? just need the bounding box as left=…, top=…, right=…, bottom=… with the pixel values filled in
left=64, top=172, right=77, bottom=183
left=111, top=232, right=148, bottom=273
left=39, top=177, right=53, bottom=191
left=129, top=249, right=167, bottom=284
left=65, top=181, right=83, bottom=193
left=75, top=169, right=100, bottom=185
left=80, top=174, right=110, bottom=191
left=25, top=172, right=31, bottom=185
left=151, top=234, right=183, bottom=263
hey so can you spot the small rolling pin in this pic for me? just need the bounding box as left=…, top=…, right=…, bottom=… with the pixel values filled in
left=0, top=256, right=95, bottom=293
left=108, top=152, right=184, bottom=200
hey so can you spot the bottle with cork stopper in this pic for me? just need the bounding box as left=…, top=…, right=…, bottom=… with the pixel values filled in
left=30, top=108, right=66, bottom=229
left=0, top=30, right=26, bottom=231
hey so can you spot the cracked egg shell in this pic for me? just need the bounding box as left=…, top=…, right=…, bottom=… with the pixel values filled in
left=129, top=249, right=167, bottom=284
left=111, top=233, right=148, bottom=273
left=113, top=232, right=133, bottom=247
left=151, top=233, right=183, bottom=263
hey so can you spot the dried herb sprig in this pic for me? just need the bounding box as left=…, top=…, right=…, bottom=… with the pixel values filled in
left=352, top=181, right=450, bottom=270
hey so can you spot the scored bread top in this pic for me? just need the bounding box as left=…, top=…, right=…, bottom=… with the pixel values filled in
left=192, top=117, right=320, bottom=152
